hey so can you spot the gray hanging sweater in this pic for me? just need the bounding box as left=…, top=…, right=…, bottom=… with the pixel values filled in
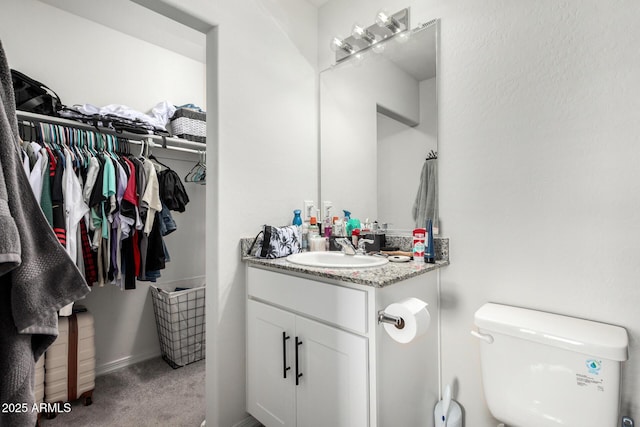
left=0, top=40, right=90, bottom=426
left=412, top=158, right=439, bottom=229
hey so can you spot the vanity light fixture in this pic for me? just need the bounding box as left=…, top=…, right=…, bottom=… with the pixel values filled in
left=331, top=7, right=409, bottom=63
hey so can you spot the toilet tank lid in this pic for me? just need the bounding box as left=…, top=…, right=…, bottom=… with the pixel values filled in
left=474, top=303, right=628, bottom=361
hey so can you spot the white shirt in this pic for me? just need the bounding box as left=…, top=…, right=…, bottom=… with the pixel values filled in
left=63, top=148, right=90, bottom=263
left=27, top=142, right=44, bottom=203
left=142, top=159, right=162, bottom=234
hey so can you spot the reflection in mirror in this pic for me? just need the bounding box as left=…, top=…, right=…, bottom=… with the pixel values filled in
left=320, top=20, right=438, bottom=234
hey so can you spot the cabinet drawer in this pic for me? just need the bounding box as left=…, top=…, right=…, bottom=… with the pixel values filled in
left=248, top=267, right=368, bottom=334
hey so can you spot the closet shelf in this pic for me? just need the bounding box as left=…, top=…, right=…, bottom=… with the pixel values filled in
left=15, top=110, right=207, bottom=154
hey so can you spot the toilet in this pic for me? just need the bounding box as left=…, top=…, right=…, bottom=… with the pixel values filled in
left=472, top=303, right=629, bottom=427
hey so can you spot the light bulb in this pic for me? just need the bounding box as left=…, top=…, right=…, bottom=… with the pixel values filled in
left=330, top=36, right=353, bottom=53
left=375, top=11, right=390, bottom=27
left=352, top=23, right=375, bottom=44
left=375, top=9, right=400, bottom=33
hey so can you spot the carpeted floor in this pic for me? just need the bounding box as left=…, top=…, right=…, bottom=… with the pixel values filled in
left=41, top=357, right=205, bottom=427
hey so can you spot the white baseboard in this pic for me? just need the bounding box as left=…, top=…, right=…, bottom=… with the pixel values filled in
left=96, top=349, right=161, bottom=377
left=232, top=416, right=262, bottom=427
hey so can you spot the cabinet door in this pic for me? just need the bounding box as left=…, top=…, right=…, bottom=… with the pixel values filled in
left=247, top=300, right=296, bottom=427
left=295, top=316, right=369, bottom=427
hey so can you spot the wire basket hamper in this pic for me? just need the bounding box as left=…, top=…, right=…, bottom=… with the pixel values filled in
left=150, top=284, right=206, bottom=369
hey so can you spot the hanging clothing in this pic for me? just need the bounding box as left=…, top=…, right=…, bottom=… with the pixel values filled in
left=141, top=159, right=161, bottom=234
left=51, top=151, right=66, bottom=246
left=27, top=142, right=44, bottom=202
left=158, top=168, right=189, bottom=212
left=13, top=95, right=187, bottom=291
left=39, top=152, right=53, bottom=225
left=412, top=158, right=439, bottom=229
left=0, top=40, right=90, bottom=427
left=60, top=147, right=90, bottom=316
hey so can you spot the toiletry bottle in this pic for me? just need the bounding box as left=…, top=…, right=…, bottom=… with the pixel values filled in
left=425, top=219, right=435, bottom=264
left=346, top=218, right=361, bottom=237
left=351, top=228, right=360, bottom=248
left=292, top=209, right=302, bottom=226
left=301, top=221, right=309, bottom=251
left=308, top=217, right=320, bottom=238
left=323, top=218, right=332, bottom=238
left=334, top=217, right=343, bottom=237
left=323, top=206, right=333, bottom=238
left=309, top=235, right=326, bottom=252
left=413, top=228, right=426, bottom=264
left=316, top=209, right=322, bottom=235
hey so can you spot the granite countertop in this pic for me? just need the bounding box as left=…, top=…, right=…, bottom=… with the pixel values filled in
left=240, top=236, right=449, bottom=288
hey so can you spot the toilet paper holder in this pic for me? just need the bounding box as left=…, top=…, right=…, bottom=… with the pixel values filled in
left=378, top=310, right=405, bottom=329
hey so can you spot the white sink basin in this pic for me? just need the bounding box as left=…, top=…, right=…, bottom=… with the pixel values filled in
left=286, top=252, right=389, bottom=269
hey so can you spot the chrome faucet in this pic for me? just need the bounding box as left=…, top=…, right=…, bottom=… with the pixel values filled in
left=335, top=238, right=357, bottom=255
left=357, top=239, right=374, bottom=255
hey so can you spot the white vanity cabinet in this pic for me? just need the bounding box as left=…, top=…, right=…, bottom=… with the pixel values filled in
left=247, top=300, right=368, bottom=427
left=246, top=264, right=440, bottom=427
left=247, top=267, right=369, bottom=427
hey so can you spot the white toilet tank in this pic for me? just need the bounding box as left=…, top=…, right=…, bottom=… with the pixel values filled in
left=473, top=303, right=628, bottom=427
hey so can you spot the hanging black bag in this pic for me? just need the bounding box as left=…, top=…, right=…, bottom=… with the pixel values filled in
left=10, top=69, right=63, bottom=116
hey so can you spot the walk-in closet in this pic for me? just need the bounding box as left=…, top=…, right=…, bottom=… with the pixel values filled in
left=1, top=0, right=207, bottom=425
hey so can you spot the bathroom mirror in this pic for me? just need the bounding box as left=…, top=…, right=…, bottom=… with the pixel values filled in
left=320, top=20, right=438, bottom=233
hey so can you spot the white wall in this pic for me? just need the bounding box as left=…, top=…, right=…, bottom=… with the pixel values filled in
left=321, top=0, right=640, bottom=424
left=378, top=78, right=437, bottom=230
left=0, top=0, right=206, bottom=372
left=438, top=1, right=640, bottom=423
left=1, top=0, right=205, bottom=111
left=213, top=3, right=318, bottom=425
left=151, top=1, right=319, bottom=426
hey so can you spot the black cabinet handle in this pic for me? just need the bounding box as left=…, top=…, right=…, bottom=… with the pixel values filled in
left=282, top=332, right=291, bottom=379
left=295, top=336, right=303, bottom=386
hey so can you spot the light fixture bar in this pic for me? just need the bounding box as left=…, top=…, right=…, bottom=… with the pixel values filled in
left=333, top=7, right=409, bottom=63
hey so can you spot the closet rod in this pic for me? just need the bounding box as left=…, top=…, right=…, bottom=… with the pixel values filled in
left=15, top=110, right=207, bottom=153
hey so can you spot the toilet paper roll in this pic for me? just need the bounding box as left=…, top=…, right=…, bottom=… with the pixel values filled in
left=382, top=297, right=430, bottom=343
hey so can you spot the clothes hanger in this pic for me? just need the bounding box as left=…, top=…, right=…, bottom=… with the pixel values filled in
left=149, top=152, right=171, bottom=171
left=185, top=152, right=203, bottom=182
left=86, top=130, right=97, bottom=157
left=425, top=150, right=438, bottom=160
left=75, top=128, right=88, bottom=169
left=138, top=138, right=147, bottom=159
left=58, top=125, right=78, bottom=168
left=144, top=138, right=164, bottom=172
left=186, top=151, right=206, bottom=184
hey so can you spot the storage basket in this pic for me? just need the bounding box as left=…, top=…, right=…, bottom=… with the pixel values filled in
left=150, top=284, right=206, bottom=369
left=170, top=108, right=206, bottom=143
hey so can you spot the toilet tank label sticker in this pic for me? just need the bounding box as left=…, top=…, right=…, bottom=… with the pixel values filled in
left=577, top=359, right=604, bottom=391
left=576, top=373, right=604, bottom=391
